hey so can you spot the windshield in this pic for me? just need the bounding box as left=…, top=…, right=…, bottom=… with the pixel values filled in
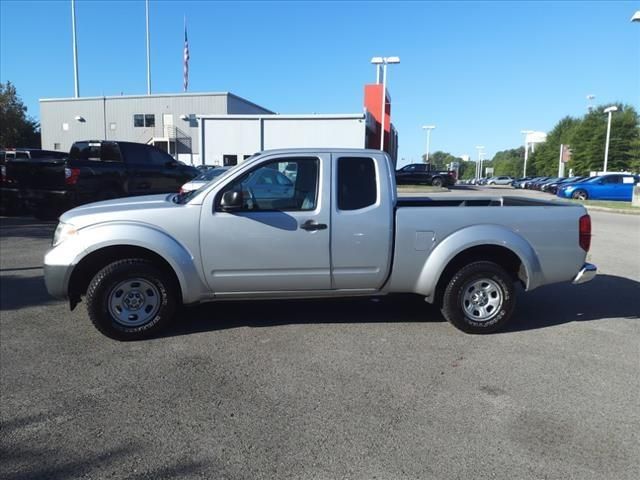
left=195, top=168, right=230, bottom=182
left=174, top=163, right=242, bottom=204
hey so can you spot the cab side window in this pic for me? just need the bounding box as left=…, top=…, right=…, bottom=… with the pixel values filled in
left=337, top=157, right=377, bottom=211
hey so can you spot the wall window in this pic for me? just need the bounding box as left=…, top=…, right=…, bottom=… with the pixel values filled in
left=223, top=154, right=238, bottom=166
left=134, top=114, right=155, bottom=127
left=54, top=143, right=61, bottom=150
left=338, top=157, right=377, bottom=211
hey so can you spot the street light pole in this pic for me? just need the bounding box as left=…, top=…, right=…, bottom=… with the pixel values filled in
left=475, top=146, right=485, bottom=179
left=422, top=125, right=435, bottom=163
left=586, top=94, right=595, bottom=112
left=371, top=56, right=400, bottom=152
left=603, top=106, right=619, bottom=173
left=520, top=130, right=533, bottom=177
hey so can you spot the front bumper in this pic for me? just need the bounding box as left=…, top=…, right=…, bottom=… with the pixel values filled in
left=572, top=263, right=597, bottom=284
left=44, top=261, right=72, bottom=299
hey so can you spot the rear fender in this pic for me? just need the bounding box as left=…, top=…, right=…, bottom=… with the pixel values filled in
left=415, top=225, right=543, bottom=301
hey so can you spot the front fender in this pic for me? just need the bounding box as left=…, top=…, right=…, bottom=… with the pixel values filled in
left=75, top=221, right=206, bottom=304
left=415, top=224, right=544, bottom=300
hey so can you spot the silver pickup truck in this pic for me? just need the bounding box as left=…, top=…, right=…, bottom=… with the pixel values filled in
left=44, top=148, right=596, bottom=340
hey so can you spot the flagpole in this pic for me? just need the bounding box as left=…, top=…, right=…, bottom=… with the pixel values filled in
left=146, top=0, right=151, bottom=95
left=71, top=0, right=80, bottom=97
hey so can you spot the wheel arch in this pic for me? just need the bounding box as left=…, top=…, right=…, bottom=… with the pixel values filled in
left=67, top=223, right=206, bottom=308
left=414, top=225, right=543, bottom=303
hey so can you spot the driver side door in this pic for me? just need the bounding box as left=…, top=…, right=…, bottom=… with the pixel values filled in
left=199, top=154, right=331, bottom=293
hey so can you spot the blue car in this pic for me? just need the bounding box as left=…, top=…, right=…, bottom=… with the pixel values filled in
left=557, top=174, right=638, bottom=201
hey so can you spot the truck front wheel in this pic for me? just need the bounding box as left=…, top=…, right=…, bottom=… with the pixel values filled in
left=431, top=177, right=444, bottom=188
left=440, top=261, right=516, bottom=334
left=86, top=258, right=177, bottom=340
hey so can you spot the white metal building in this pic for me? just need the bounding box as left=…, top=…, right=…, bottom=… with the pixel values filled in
left=198, top=113, right=376, bottom=166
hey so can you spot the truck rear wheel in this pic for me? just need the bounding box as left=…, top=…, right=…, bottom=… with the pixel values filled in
left=431, top=177, right=444, bottom=188
left=86, top=258, right=177, bottom=340
left=440, top=261, right=515, bottom=334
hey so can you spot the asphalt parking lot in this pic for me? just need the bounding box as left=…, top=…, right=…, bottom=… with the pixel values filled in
left=1, top=196, right=639, bottom=479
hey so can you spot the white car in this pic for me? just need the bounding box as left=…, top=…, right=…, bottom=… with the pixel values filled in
left=487, top=176, right=514, bottom=185
left=180, top=167, right=231, bottom=193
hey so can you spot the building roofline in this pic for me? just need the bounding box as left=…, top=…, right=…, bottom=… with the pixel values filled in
left=226, top=93, right=274, bottom=114
left=257, top=147, right=389, bottom=155
left=197, top=113, right=366, bottom=120
left=39, top=91, right=272, bottom=113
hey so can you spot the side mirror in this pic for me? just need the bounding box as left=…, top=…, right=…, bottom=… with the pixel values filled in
left=220, top=190, right=243, bottom=211
left=166, top=160, right=178, bottom=168
left=598, top=179, right=604, bottom=185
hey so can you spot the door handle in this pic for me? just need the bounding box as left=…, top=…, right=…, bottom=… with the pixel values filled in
left=300, top=220, right=327, bottom=231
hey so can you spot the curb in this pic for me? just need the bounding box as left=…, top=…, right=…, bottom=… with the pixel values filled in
left=584, top=206, right=640, bottom=216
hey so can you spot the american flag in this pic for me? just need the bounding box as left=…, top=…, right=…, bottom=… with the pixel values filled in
left=183, top=24, right=190, bottom=91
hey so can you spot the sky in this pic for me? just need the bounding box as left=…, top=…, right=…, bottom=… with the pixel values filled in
left=1, top=0, right=639, bottom=164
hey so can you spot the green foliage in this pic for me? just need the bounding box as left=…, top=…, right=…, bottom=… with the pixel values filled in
left=528, top=105, right=639, bottom=176
left=421, top=151, right=461, bottom=170
left=490, top=147, right=525, bottom=177
left=528, top=116, right=580, bottom=176
left=0, top=81, right=40, bottom=148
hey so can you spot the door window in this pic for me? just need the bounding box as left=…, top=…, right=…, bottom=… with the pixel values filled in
left=219, top=158, right=318, bottom=211
left=148, top=147, right=173, bottom=165
left=120, top=143, right=151, bottom=164
left=337, top=157, right=377, bottom=210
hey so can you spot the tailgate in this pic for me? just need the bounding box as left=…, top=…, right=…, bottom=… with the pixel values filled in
left=7, top=158, right=68, bottom=190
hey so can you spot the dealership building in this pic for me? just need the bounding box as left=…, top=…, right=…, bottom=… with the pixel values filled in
left=40, top=84, right=398, bottom=166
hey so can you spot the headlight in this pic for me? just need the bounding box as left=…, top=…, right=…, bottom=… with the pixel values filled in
left=52, top=222, right=78, bottom=247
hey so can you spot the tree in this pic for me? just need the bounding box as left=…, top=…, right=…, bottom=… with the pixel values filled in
left=569, top=104, right=639, bottom=174
left=0, top=81, right=40, bottom=148
left=529, top=116, right=580, bottom=176
left=490, top=147, right=525, bottom=177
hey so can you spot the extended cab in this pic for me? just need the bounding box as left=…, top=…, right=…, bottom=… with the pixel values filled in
left=3, top=140, right=197, bottom=219
left=44, top=148, right=596, bottom=340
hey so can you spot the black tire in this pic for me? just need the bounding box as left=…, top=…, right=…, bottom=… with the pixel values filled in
left=86, top=258, right=178, bottom=340
left=440, top=261, right=516, bottom=334
left=431, top=177, right=444, bottom=188
left=572, top=189, right=588, bottom=200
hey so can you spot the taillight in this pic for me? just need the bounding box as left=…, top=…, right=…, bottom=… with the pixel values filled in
left=579, top=214, right=591, bottom=252
left=0, top=165, right=6, bottom=181
left=65, top=167, right=81, bottom=185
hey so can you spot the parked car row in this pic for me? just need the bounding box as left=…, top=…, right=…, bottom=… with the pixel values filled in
left=513, top=174, right=639, bottom=201
left=1, top=141, right=198, bottom=219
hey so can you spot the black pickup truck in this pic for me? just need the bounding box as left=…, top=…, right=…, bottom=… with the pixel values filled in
left=395, top=163, right=457, bottom=187
left=1, top=141, right=198, bottom=219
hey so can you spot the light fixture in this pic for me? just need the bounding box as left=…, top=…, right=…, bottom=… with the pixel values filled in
left=74, top=115, right=85, bottom=122
left=180, top=114, right=189, bottom=120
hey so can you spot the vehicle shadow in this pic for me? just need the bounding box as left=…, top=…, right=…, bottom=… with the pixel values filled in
left=507, top=274, right=640, bottom=332
left=0, top=274, right=56, bottom=311
left=166, top=294, right=436, bottom=337
left=0, top=216, right=57, bottom=239
left=165, top=275, right=639, bottom=338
